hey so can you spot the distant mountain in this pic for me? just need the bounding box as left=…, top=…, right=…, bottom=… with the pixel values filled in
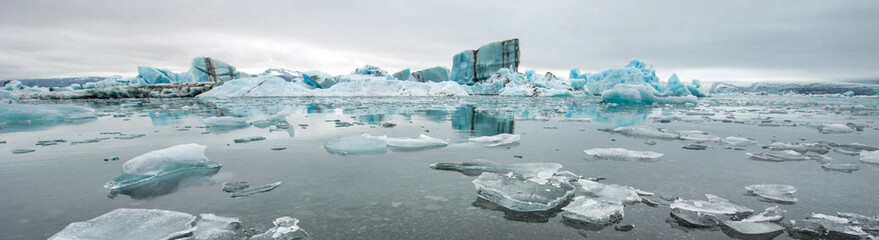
left=2, top=77, right=106, bottom=88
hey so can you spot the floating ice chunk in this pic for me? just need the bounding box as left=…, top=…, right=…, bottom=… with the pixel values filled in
left=0, top=103, right=96, bottom=124
left=788, top=213, right=870, bottom=239
left=723, top=136, right=758, bottom=146
left=836, top=212, right=879, bottom=233
left=473, top=172, right=575, bottom=212
left=430, top=159, right=563, bottom=179
left=233, top=136, right=266, bottom=143
left=250, top=216, right=311, bottom=240
left=202, top=116, right=249, bottom=128
left=195, top=213, right=240, bottom=231
left=576, top=179, right=642, bottom=204
left=599, top=126, right=680, bottom=140
left=49, top=208, right=196, bottom=240
left=561, top=196, right=624, bottom=227
left=12, top=149, right=35, bottom=154
left=222, top=182, right=249, bottom=193
left=860, top=150, right=879, bottom=164
left=720, top=220, right=785, bottom=239
left=677, top=130, right=720, bottom=142
left=583, top=148, right=663, bottom=162
left=767, top=141, right=830, bottom=154
left=105, top=144, right=221, bottom=198
left=742, top=206, right=785, bottom=223
left=818, top=123, right=856, bottom=134
left=746, top=150, right=815, bottom=162
left=830, top=142, right=877, bottom=155
left=323, top=134, right=388, bottom=155
left=745, top=184, right=797, bottom=203
left=682, top=144, right=708, bottom=150
left=601, top=84, right=698, bottom=105
left=230, top=181, right=281, bottom=198
left=669, top=208, right=721, bottom=228
left=821, top=163, right=860, bottom=173
left=670, top=194, right=752, bottom=215
left=379, top=134, right=448, bottom=150
left=469, top=133, right=521, bottom=147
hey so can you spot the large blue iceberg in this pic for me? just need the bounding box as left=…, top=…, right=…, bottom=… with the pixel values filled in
left=451, top=39, right=520, bottom=85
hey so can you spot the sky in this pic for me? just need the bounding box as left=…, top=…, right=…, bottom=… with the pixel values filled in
left=1, top=0, right=878, bottom=83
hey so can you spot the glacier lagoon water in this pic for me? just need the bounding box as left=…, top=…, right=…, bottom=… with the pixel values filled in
left=1, top=95, right=878, bottom=239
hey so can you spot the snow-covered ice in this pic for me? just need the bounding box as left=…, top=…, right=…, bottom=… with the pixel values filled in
left=583, top=148, right=663, bottom=162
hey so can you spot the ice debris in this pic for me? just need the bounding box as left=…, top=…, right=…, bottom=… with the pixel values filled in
left=818, top=123, right=856, bottom=134
left=473, top=172, right=576, bottom=212
left=203, top=116, right=250, bottom=129
left=670, top=194, right=753, bottom=215
left=576, top=179, right=643, bottom=204
left=561, top=196, right=624, bottom=229
left=745, top=184, right=797, bottom=203
left=468, top=133, right=521, bottom=147
left=234, top=136, right=266, bottom=143
left=742, top=206, right=785, bottom=223
left=230, top=181, right=281, bottom=198
left=583, top=148, right=663, bottom=162
left=251, top=216, right=311, bottom=240
left=723, top=136, right=758, bottom=146
left=786, top=213, right=877, bottom=240
left=821, top=163, right=860, bottom=173
left=105, top=143, right=221, bottom=199
left=222, top=182, right=249, bottom=193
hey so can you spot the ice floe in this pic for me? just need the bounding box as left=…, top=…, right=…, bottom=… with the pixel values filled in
left=583, top=148, right=663, bottom=162
left=745, top=184, right=797, bottom=204
left=468, top=133, right=521, bottom=147
left=787, top=213, right=876, bottom=240
left=230, top=181, right=282, bottom=198
left=561, top=197, right=624, bottom=229
left=251, top=216, right=311, bottom=240
left=430, top=159, right=563, bottom=178
left=473, top=172, right=576, bottom=212
left=576, top=179, right=643, bottom=204
left=720, top=220, right=785, bottom=239
left=50, top=208, right=197, bottom=240
left=323, top=134, right=389, bottom=155
left=105, top=143, right=221, bottom=199
left=670, top=194, right=753, bottom=215
left=818, top=123, right=856, bottom=134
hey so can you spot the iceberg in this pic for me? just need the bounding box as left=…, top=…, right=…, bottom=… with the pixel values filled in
left=105, top=143, right=221, bottom=199
left=473, top=172, right=575, bottom=212
left=198, top=75, right=469, bottom=97
left=561, top=196, right=624, bottom=228
left=411, top=66, right=451, bottom=82
left=323, top=134, right=388, bottom=155
left=451, top=39, right=520, bottom=85
left=392, top=68, right=413, bottom=81
left=744, top=184, right=797, bottom=203
left=468, top=133, right=521, bottom=147
left=430, top=159, right=563, bottom=178
left=49, top=208, right=197, bottom=240
left=601, top=84, right=698, bottom=105
left=251, top=216, right=311, bottom=240
left=583, top=148, right=663, bottom=162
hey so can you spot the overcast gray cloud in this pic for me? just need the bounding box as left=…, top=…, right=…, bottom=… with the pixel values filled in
left=1, top=0, right=877, bottom=82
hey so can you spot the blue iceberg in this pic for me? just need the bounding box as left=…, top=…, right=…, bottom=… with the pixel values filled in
left=105, top=143, right=221, bottom=199
left=451, top=39, right=520, bottom=85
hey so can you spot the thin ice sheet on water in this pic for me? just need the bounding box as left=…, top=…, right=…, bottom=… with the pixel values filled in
left=745, top=184, right=797, bottom=203
left=583, top=148, right=663, bottom=162
left=430, top=159, right=563, bottom=178
left=468, top=133, right=520, bottom=147
left=473, top=172, right=575, bottom=212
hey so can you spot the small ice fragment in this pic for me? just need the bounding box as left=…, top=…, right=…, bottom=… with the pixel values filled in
left=12, top=149, right=35, bottom=154
left=251, top=216, right=311, bottom=240
left=670, top=194, right=752, bottom=215
left=682, top=144, right=708, bottom=150
left=821, top=163, right=860, bottom=173
left=576, top=179, right=642, bottom=204
left=472, top=172, right=575, bottom=212
left=669, top=208, right=720, bottom=228
left=598, top=126, right=680, bottom=140
left=767, top=142, right=830, bottom=154
left=221, top=182, right=249, bottom=193
left=746, top=150, right=815, bottom=162
left=195, top=213, right=240, bottom=231
left=202, top=116, right=249, bottom=128
left=742, top=206, right=785, bottom=223
left=561, top=197, right=624, bottom=227
left=860, top=150, right=879, bottom=164
left=271, top=147, right=287, bottom=151
left=231, top=181, right=281, bottom=198
left=49, top=208, right=197, bottom=240
left=71, top=137, right=110, bottom=144
left=723, top=136, right=758, bottom=146
left=469, top=133, right=521, bottom=147
left=233, top=136, right=265, bottom=143
left=323, top=134, right=388, bottom=155
left=583, top=148, right=663, bottom=162
left=818, top=123, right=856, bottom=134
left=678, top=130, right=720, bottom=141
left=381, top=122, right=396, bottom=128
left=380, top=134, right=448, bottom=150
left=721, top=220, right=785, bottom=239
left=745, top=184, right=797, bottom=203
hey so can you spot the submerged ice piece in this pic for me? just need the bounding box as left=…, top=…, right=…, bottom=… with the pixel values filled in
left=323, top=134, right=388, bottom=155
left=251, top=216, right=311, bottom=240
left=583, top=148, right=663, bottom=162
left=430, top=159, right=562, bottom=178
left=469, top=133, right=521, bottom=147
left=561, top=196, right=624, bottom=229
left=473, top=172, right=575, bottom=212
left=104, top=144, right=221, bottom=198
left=745, top=184, right=797, bottom=203
left=202, top=116, right=249, bottom=128
left=49, top=208, right=197, bottom=240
